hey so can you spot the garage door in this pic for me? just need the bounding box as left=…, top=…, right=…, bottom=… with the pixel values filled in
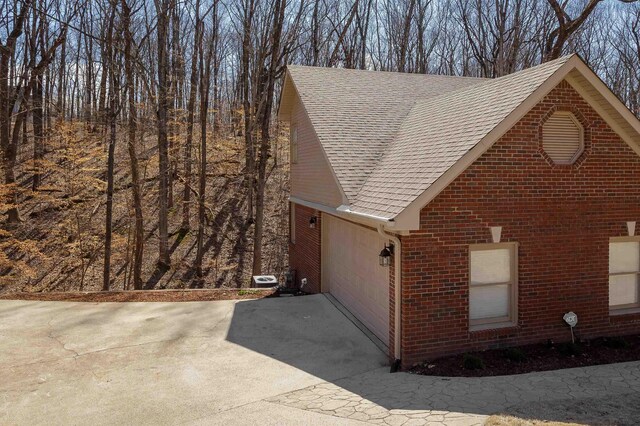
left=322, top=214, right=390, bottom=345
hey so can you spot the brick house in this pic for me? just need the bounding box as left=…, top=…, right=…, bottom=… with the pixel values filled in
left=278, top=55, right=640, bottom=368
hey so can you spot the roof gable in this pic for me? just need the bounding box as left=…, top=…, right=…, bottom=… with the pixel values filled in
left=279, top=66, right=484, bottom=200
left=280, top=55, right=640, bottom=230
left=352, top=56, right=574, bottom=220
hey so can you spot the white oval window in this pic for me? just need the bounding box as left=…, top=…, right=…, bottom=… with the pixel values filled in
left=542, top=111, right=584, bottom=165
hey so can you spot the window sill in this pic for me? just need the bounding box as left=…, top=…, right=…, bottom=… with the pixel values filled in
left=469, top=321, right=517, bottom=333
left=610, top=307, right=640, bottom=317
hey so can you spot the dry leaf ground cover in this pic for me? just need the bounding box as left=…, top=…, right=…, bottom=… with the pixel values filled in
left=1, top=122, right=290, bottom=294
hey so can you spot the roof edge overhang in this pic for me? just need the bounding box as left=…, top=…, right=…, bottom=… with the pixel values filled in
left=392, top=54, right=640, bottom=231
left=290, top=196, right=402, bottom=231
left=564, top=61, right=640, bottom=155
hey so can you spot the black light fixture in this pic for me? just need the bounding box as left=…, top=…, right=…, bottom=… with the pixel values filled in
left=309, top=216, right=317, bottom=229
left=379, top=244, right=394, bottom=267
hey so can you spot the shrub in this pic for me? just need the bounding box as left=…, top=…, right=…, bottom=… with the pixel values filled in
left=463, top=354, right=485, bottom=370
left=601, top=337, right=630, bottom=349
left=557, top=342, right=583, bottom=356
left=503, top=348, right=527, bottom=362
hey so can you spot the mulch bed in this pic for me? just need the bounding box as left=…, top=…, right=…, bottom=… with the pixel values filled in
left=0, top=288, right=278, bottom=303
left=409, top=334, right=640, bottom=377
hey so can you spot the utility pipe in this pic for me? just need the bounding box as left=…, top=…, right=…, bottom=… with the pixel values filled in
left=377, top=224, right=401, bottom=369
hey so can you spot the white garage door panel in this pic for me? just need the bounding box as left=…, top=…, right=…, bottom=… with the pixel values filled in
left=323, top=215, right=390, bottom=345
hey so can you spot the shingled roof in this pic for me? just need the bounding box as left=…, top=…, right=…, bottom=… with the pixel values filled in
left=280, top=54, right=640, bottom=228
left=352, top=55, right=574, bottom=217
left=280, top=66, right=484, bottom=200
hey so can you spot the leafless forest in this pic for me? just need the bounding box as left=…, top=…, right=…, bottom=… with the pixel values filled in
left=0, top=0, right=639, bottom=292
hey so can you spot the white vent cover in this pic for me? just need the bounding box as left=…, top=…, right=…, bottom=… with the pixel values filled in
left=542, top=111, right=584, bottom=164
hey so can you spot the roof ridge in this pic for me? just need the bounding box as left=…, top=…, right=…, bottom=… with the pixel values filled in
left=286, top=64, right=489, bottom=81
left=287, top=54, right=575, bottom=82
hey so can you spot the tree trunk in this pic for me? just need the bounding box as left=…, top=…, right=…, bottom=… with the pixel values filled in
left=123, top=0, right=144, bottom=290
left=32, top=75, right=43, bottom=190
left=241, top=0, right=255, bottom=223
left=182, top=0, right=202, bottom=231
left=194, top=1, right=216, bottom=279
left=97, top=45, right=107, bottom=131
left=156, top=0, right=171, bottom=267
left=0, top=1, right=31, bottom=223
left=57, top=35, right=66, bottom=119
left=103, top=103, right=116, bottom=291
left=83, top=6, right=94, bottom=128
left=251, top=0, right=285, bottom=276
left=102, top=4, right=117, bottom=292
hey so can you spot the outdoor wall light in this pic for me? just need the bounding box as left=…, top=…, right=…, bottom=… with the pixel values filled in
left=379, top=244, right=394, bottom=267
left=309, top=216, right=317, bottom=229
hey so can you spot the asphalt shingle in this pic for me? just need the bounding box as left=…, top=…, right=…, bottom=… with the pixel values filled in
left=287, top=66, right=484, bottom=200
left=286, top=56, right=573, bottom=219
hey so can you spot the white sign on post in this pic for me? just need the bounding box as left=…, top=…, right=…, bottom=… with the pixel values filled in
left=563, top=312, right=578, bottom=328
left=563, top=311, right=578, bottom=343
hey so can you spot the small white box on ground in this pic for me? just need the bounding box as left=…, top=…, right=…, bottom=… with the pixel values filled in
left=251, top=275, right=278, bottom=288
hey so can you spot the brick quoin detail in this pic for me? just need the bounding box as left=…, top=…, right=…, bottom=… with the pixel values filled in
left=398, top=80, right=640, bottom=368
left=289, top=203, right=321, bottom=293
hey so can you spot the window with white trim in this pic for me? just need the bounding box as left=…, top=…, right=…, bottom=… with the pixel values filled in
left=469, top=243, right=518, bottom=329
left=609, top=237, right=640, bottom=311
left=290, top=125, right=298, bottom=164
left=542, top=111, right=584, bottom=164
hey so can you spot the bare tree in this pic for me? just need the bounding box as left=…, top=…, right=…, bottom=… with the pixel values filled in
left=102, top=0, right=118, bottom=291
left=194, top=0, right=219, bottom=279
left=542, top=0, right=638, bottom=61
left=155, top=0, right=171, bottom=267
left=1, top=0, right=67, bottom=223
left=181, top=0, right=203, bottom=232
left=1, top=0, right=640, bottom=293
left=122, top=0, right=144, bottom=290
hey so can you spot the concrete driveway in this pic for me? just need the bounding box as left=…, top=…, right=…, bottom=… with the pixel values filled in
left=2, top=295, right=640, bottom=425
left=0, top=295, right=387, bottom=425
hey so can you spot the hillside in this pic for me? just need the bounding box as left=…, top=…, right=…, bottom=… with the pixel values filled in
left=0, top=121, right=289, bottom=293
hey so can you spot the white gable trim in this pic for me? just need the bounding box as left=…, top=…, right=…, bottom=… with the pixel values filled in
left=392, top=55, right=640, bottom=231
left=571, top=61, right=640, bottom=138
left=564, top=65, right=640, bottom=158
left=280, top=71, right=349, bottom=206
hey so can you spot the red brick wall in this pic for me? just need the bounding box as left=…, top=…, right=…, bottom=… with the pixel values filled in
left=289, top=203, right=322, bottom=293
left=400, top=80, right=640, bottom=367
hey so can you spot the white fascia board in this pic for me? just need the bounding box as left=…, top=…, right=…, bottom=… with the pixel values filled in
left=290, top=196, right=394, bottom=228
left=571, top=61, right=640, bottom=137
left=565, top=65, right=640, bottom=157
left=336, top=205, right=395, bottom=226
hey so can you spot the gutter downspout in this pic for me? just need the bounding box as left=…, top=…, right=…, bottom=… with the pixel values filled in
left=377, top=224, right=401, bottom=372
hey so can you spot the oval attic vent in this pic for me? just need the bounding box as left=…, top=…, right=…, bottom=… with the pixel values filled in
left=542, top=111, right=584, bottom=164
